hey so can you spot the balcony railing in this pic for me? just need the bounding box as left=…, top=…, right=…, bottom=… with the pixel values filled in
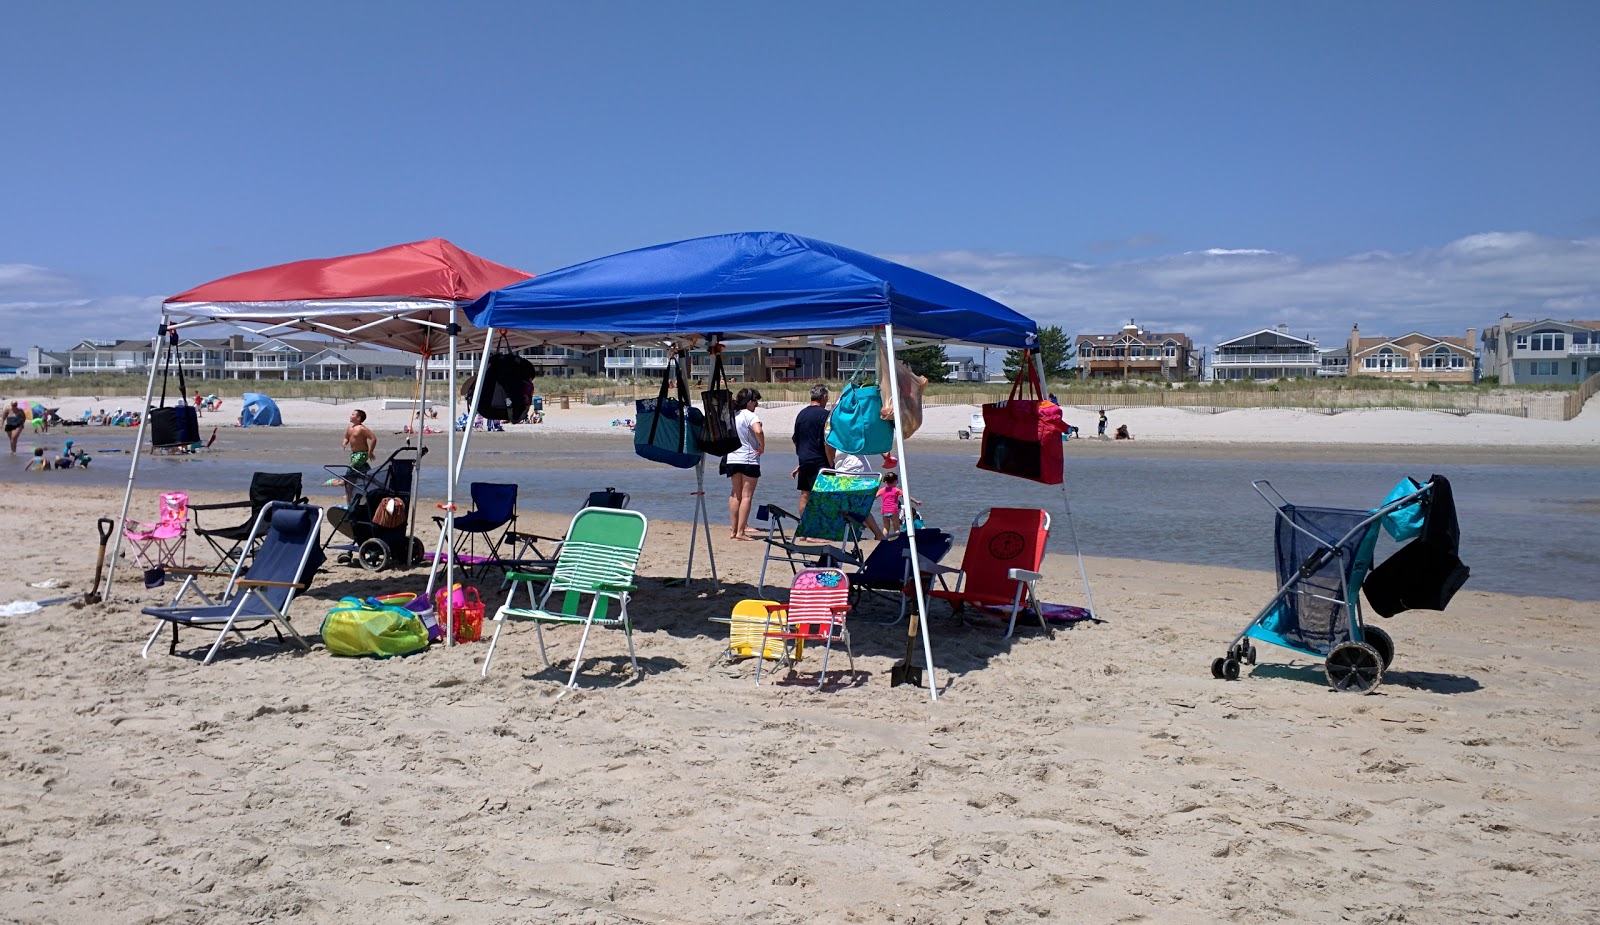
left=1211, top=353, right=1319, bottom=366
left=1572, top=344, right=1600, bottom=355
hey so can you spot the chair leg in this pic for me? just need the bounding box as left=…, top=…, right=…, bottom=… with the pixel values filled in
left=142, top=620, right=166, bottom=658
left=202, top=617, right=237, bottom=665
left=1004, top=585, right=1026, bottom=639
left=817, top=634, right=832, bottom=690
left=566, top=615, right=597, bottom=689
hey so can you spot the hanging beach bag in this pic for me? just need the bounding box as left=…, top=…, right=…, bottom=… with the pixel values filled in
left=149, top=330, right=200, bottom=449
left=321, top=596, right=431, bottom=658
left=635, top=353, right=704, bottom=468
left=477, top=334, right=538, bottom=422
left=826, top=335, right=896, bottom=456
left=876, top=343, right=928, bottom=439
left=977, top=352, right=1065, bottom=485
left=698, top=348, right=743, bottom=457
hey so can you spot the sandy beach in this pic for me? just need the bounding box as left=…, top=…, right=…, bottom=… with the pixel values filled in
left=1, top=400, right=1597, bottom=923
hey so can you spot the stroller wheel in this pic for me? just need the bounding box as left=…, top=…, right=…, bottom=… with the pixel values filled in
left=1325, top=642, right=1384, bottom=693
left=1361, top=626, right=1394, bottom=670
left=358, top=538, right=391, bottom=571
left=408, top=537, right=427, bottom=568
left=1211, top=657, right=1226, bottom=679
left=1222, top=658, right=1241, bottom=681
left=1245, top=644, right=1257, bottom=665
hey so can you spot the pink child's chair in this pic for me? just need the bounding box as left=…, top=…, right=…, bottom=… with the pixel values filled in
left=123, top=491, right=190, bottom=570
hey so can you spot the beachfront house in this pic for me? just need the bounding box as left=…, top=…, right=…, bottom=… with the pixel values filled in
left=300, top=346, right=410, bottom=381
left=17, top=347, right=68, bottom=378
left=1074, top=323, right=1200, bottom=381
left=66, top=339, right=157, bottom=376
left=1348, top=325, right=1477, bottom=384
left=424, top=346, right=595, bottom=381
left=0, top=348, right=24, bottom=378
left=1480, top=315, right=1600, bottom=385
left=1209, top=326, right=1321, bottom=381
left=1319, top=346, right=1350, bottom=377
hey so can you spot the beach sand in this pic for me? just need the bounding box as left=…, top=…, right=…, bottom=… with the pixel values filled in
left=1, top=403, right=1597, bottom=923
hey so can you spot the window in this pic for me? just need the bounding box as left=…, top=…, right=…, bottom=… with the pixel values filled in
left=1574, top=332, right=1589, bottom=346
left=1452, top=355, right=1467, bottom=369
left=1165, top=344, right=1177, bottom=357
left=1421, top=346, right=1454, bottom=370
left=1515, top=334, right=1528, bottom=349
left=1530, top=330, right=1565, bottom=351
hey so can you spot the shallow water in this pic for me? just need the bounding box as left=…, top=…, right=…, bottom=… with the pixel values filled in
left=11, top=430, right=1597, bottom=600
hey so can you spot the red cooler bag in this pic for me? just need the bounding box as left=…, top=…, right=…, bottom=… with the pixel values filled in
left=977, top=356, right=1065, bottom=484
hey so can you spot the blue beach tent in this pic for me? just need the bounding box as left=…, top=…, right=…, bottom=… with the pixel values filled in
left=239, top=392, right=283, bottom=427
left=466, top=231, right=1037, bottom=348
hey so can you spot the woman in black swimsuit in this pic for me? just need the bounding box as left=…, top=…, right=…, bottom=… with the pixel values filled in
left=4, top=402, right=26, bottom=454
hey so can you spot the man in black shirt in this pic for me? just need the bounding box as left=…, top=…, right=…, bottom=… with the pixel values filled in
left=791, top=383, right=833, bottom=514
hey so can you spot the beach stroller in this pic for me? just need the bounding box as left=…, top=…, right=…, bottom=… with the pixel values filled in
left=1213, top=477, right=1467, bottom=694
left=324, top=446, right=428, bottom=571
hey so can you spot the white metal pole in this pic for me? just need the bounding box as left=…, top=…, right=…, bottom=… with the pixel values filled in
left=883, top=323, right=938, bottom=701
left=1037, top=349, right=1099, bottom=620
left=431, top=327, right=494, bottom=647
left=103, top=319, right=169, bottom=601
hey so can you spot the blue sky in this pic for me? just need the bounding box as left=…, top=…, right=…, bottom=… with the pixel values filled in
left=2, top=1, right=1597, bottom=353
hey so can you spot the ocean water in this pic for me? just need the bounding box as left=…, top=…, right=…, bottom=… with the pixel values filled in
left=13, top=433, right=1597, bottom=601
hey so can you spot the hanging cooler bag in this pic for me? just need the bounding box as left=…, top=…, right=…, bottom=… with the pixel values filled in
left=635, top=354, right=704, bottom=468
left=826, top=335, right=895, bottom=456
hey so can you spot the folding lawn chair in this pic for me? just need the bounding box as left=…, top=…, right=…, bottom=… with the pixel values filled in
left=433, top=481, right=518, bottom=578
left=122, top=491, right=189, bottom=571
left=141, top=501, right=326, bottom=665
left=756, top=469, right=880, bottom=595
left=835, top=526, right=956, bottom=625
left=191, top=472, right=306, bottom=568
left=927, top=508, right=1053, bottom=639
left=482, top=507, right=648, bottom=688
left=752, top=566, right=859, bottom=691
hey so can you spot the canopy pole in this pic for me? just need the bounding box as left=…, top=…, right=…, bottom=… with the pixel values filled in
left=1036, top=350, right=1099, bottom=621
left=431, top=325, right=493, bottom=647
left=884, top=323, right=938, bottom=702
left=408, top=351, right=428, bottom=558
left=684, top=458, right=720, bottom=589
left=103, top=319, right=168, bottom=601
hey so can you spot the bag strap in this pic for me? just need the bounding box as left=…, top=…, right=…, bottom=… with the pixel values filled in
left=1008, top=350, right=1041, bottom=402
left=850, top=334, right=878, bottom=386
left=645, top=351, right=674, bottom=444
left=709, top=343, right=728, bottom=392
left=174, top=333, right=188, bottom=408
left=673, top=351, right=695, bottom=452
left=157, top=330, right=175, bottom=408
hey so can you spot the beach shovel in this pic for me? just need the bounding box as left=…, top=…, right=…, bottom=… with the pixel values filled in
left=83, top=517, right=114, bottom=605
left=889, top=608, right=924, bottom=688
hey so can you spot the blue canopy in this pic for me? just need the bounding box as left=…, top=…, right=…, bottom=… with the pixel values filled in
left=467, top=232, right=1037, bottom=348
left=240, top=392, right=282, bottom=427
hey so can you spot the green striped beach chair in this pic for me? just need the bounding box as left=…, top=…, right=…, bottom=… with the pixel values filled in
left=481, top=507, right=648, bottom=688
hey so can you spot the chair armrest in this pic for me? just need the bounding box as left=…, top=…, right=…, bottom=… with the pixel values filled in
left=596, top=581, right=636, bottom=593
left=1007, top=568, right=1043, bottom=583
left=506, top=531, right=562, bottom=544
left=504, top=570, right=553, bottom=583
left=925, top=562, right=963, bottom=578
left=189, top=500, right=252, bottom=512
left=235, top=579, right=309, bottom=590
left=762, top=503, right=798, bottom=523
left=167, top=567, right=234, bottom=579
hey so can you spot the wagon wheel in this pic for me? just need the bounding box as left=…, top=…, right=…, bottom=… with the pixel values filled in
left=1361, top=626, right=1394, bottom=670
left=358, top=538, right=391, bottom=571
left=1325, top=642, right=1384, bottom=693
left=1222, top=658, right=1240, bottom=681
left=1211, top=657, right=1226, bottom=679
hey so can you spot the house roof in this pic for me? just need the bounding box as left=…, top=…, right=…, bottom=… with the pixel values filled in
left=1352, top=332, right=1473, bottom=356
left=1215, top=328, right=1318, bottom=349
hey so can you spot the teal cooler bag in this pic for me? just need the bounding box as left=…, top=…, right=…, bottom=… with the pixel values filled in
left=321, top=596, right=431, bottom=658
left=826, top=381, right=895, bottom=456
left=635, top=354, right=704, bottom=468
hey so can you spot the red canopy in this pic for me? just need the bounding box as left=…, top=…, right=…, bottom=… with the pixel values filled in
left=168, top=238, right=531, bottom=303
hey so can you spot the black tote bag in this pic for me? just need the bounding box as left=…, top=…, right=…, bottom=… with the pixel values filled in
left=698, top=351, right=742, bottom=457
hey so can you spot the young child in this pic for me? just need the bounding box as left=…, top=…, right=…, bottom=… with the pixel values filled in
left=877, top=471, right=919, bottom=537
left=24, top=447, right=49, bottom=472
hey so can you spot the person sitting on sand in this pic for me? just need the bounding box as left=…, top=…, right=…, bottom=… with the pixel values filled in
left=1115, top=424, right=1133, bottom=440
left=24, top=447, right=49, bottom=472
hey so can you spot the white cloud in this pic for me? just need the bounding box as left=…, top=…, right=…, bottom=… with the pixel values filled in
left=0, top=295, right=165, bottom=349
left=0, top=263, right=79, bottom=297
left=897, top=232, right=1600, bottom=348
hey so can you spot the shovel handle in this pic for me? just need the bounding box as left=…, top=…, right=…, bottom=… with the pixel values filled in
left=97, top=517, right=115, bottom=545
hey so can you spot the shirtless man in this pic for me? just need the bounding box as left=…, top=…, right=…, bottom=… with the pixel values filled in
left=342, top=409, right=377, bottom=502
